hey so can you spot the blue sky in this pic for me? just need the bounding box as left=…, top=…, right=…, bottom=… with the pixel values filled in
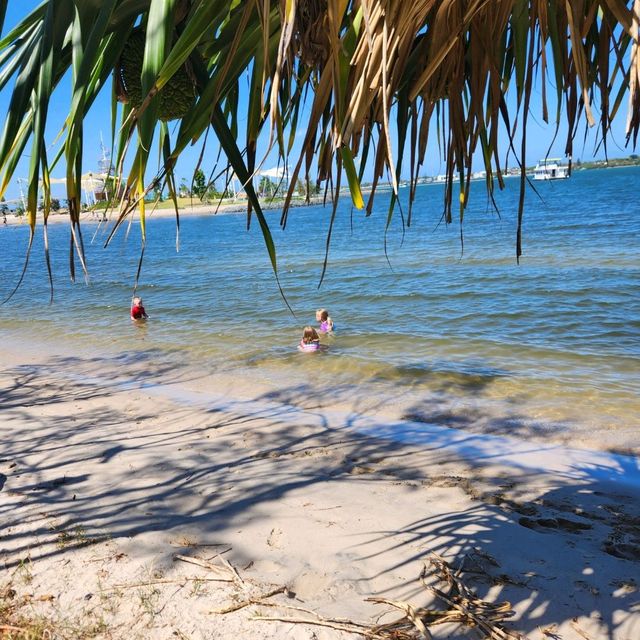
left=0, top=1, right=635, bottom=203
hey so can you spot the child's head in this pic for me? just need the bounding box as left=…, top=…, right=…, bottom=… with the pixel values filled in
left=132, top=297, right=142, bottom=306
left=302, top=326, right=320, bottom=344
left=316, top=308, right=328, bottom=322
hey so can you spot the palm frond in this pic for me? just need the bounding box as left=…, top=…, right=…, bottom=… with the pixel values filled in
left=0, top=0, right=637, bottom=288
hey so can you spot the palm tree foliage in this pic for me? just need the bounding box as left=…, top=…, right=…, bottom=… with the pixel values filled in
left=0, top=0, right=638, bottom=290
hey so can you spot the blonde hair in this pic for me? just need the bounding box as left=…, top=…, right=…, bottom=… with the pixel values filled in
left=301, top=326, right=320, bottom=344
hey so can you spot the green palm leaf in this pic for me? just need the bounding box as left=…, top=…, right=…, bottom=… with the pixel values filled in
left=0, top=0, right=637, bottom=292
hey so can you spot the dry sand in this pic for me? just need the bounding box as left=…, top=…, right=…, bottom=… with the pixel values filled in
left=0, top=195, right=322, bottom=228
left=1, top=344, right=639, bottom=639
left=0, top=203, right=244, bottom=227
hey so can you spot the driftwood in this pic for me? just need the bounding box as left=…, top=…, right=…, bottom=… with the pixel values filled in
left=246, top=554, right=529, bottom=640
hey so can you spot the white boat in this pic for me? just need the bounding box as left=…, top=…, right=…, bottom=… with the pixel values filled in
left=533, top=158, right=570, bottom=180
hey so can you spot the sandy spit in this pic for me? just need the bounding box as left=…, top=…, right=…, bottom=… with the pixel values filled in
left=0, top=196, right=332, bottom=228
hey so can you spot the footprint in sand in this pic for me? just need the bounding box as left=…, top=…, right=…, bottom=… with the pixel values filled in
left=518, top=516, right=592, bottom=533
left=267, top=527, right=283, bottom=549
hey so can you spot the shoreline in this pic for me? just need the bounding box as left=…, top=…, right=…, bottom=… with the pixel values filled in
left=0, top=202, right=257, bottom=227
left=3, top=163, right=639, bottom=229
left=1, top=342, right=639, bottom=639
left=0, top=195, right=330, bottom=227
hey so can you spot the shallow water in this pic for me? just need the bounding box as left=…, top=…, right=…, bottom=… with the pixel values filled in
left=1, top=167, right=639, bottom=452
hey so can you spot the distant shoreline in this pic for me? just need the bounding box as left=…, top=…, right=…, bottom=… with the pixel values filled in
left=2, top=162, right=638, bottom=227
left=0, top=197, right=322, bottom=227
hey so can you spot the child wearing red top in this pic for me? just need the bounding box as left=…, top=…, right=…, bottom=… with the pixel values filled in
left=130, top=296, right=149, bottom=320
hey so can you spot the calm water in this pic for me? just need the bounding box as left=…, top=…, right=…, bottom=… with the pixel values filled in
left=1, top=167, right=639, bottom=451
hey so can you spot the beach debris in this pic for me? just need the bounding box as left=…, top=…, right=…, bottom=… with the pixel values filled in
left=169, top=538, right=231, bottom=549
left=211, top=586, right=289, bottom=614
left=247, top=554, right=528, bottom=639
left=173, top=554, right=237, bottom=582
left=174, top=550, right=292, bottom=604
left=539, top=623, right=561, bottom=638
left=250, top=603, right=379, bottom=637
left=0, top=624, right=27, bottom=634
left=570, top=619, right=594, bottom=640
left=174, top=550, right=296, bottom=614
left=103, top=577, right=228, bottom=591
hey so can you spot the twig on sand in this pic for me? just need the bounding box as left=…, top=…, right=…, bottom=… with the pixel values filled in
left=210, top=586, right=287, bottom=614
left=172, top=554, right=235, bottom=581
left=0, top=625, right=27, bottom=633
left=103, top=577, right=231, bottom=591
left=169, top=541, right=231, bottom=549
left=218, top=554, right=246, bottom=587
left=539, top=624, right=561, bottom=639
left=570, top=620, right=593, bottom=640
left=253, top=602, right=391, bottom=637
left=252, top=611, right=373, bottom=636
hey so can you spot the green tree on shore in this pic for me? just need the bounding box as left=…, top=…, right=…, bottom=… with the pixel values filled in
left=192, top=169, right=207, bottom=199
left=258, top=176, right=277, bottom=198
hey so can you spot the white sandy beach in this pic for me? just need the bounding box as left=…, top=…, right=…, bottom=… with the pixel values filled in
left=0, top=194, right=330, bottom=228
left=1, top=202, right=248, bottom=227
left=1, top=341, right=639, bottom=640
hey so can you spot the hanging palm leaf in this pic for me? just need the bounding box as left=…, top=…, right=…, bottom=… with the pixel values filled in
left=0, top=0, right=637, bottom=292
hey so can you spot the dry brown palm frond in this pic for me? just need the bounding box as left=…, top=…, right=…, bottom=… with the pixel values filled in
left=276, top=0, right=636, bottom=262
left=249, top=553, right=528, bottom=639
left=1, top=1, right=639, bottom=290
left=626, top=0, right=640, bottom=143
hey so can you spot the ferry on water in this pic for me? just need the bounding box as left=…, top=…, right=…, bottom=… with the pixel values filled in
left=533, top=158, right=570, bottom=180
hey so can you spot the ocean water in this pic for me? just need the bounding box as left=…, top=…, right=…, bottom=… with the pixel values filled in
left=1, top=166, right=639, bottom=452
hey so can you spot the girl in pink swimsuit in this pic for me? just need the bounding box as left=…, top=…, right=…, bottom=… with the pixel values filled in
left=299, top=326, right=321, bottom=352
left=316, top=308, right=334, bottom=333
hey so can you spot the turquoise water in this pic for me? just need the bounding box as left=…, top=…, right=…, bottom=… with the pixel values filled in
left=1, top=166, right=639, bottom=451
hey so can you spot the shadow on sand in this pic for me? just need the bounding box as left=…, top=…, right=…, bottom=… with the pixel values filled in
left=1, top=352, right=638, bottom=638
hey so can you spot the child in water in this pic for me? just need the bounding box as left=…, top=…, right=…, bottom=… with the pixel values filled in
left=298, top=326, right=321, bottom=352
left=316, top=308, right=334, bottom=333
left=130, top=296, right=149, bottom=320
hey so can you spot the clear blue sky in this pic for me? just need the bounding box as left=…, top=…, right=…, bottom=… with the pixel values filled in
left=0, top=1, right=635, bottom=203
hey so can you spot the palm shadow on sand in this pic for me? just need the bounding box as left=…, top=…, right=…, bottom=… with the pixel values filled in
left=0, top=352, right=638, bottom=639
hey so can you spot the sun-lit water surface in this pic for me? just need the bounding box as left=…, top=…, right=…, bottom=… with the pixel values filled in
left=1, top=166, right=639, bottom=451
